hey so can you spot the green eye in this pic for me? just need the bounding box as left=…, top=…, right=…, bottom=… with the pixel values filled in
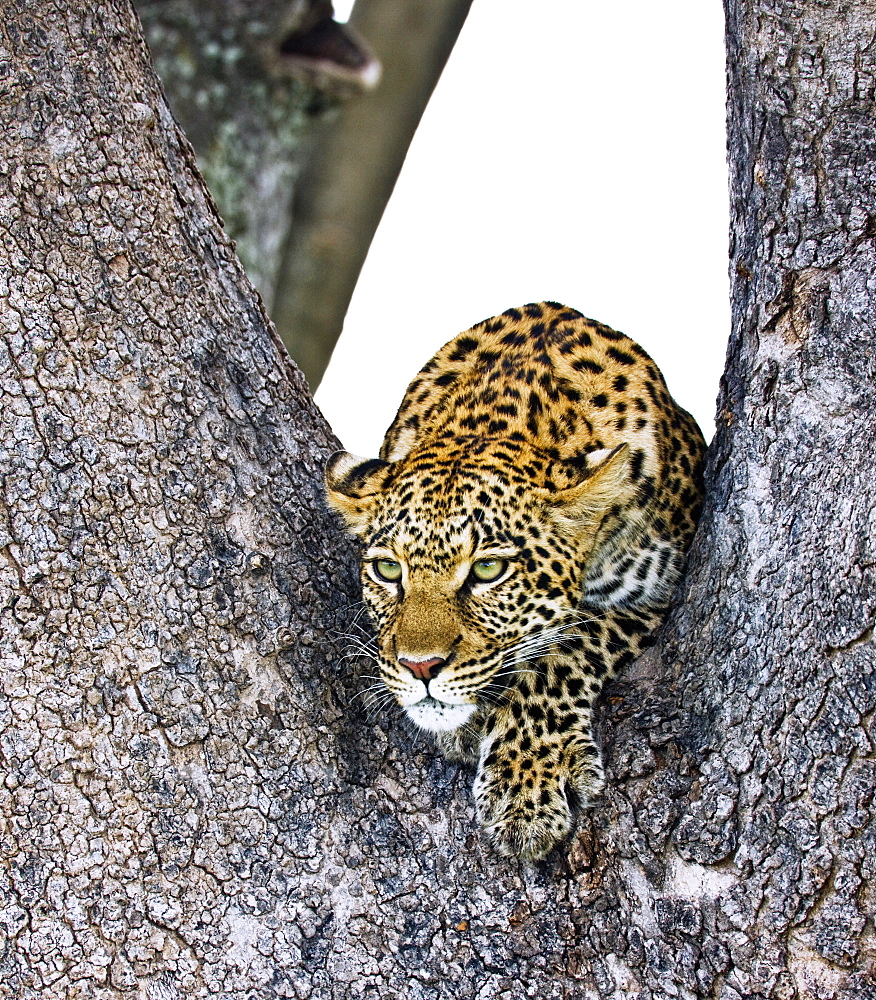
left=470, top=558, right=507, bottom=583
left=373, top=559, right=402, bottom=582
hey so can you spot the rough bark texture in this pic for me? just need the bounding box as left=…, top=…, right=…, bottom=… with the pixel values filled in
left=608, top=0, right=876, bottom=993
left=1, top=3, right=875, bottom=1000
left=0, top=3, right=362, bottom=996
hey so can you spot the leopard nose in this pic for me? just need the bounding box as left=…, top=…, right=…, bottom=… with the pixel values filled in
left=398, top=655, right=447, bottom=680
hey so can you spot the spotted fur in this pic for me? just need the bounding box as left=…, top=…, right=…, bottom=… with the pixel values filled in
left=325, top=302, right=705, bottom=860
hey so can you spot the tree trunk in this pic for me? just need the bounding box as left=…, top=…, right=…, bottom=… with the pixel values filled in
left=1, top=4, right=874, bottom=1000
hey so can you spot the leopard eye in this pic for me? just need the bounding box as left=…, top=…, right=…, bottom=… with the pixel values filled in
left=470, top=558, right=507, bottom=583
left=372, top=559, right=402, bottom=582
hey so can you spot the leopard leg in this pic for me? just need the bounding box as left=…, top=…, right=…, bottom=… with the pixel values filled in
left=470, top=606, right=664, bottom=860
left=471, top=676, right=608, bottom=861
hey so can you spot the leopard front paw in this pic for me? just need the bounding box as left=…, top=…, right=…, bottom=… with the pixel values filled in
left=472, top=734, right=606, bottom=861
left=474, top=780, right=573, bottom=861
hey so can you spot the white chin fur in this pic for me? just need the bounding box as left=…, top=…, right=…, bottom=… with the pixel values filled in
left=405, top=699, right=476, bottom=733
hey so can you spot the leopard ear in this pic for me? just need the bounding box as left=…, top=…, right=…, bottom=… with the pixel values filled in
left=324, top=451, right=393, bottom=535
left=537, top=444, right=630, bottom=531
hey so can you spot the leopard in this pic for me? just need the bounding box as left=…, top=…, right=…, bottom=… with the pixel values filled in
left=325, top=302, right=705, bottom=861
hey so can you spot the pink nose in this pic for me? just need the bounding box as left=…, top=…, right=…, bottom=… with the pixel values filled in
left=398, top=656, right=446, bottom=680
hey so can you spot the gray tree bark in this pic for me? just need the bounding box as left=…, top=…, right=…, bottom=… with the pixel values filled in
left=0, top=3, right=874, bottom=1000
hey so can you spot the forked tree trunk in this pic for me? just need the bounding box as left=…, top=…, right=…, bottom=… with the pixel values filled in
left=0, top=2, right=874, bottom=1000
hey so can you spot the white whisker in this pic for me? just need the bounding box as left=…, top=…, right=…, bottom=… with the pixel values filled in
left=352, top=682, right=390, bottom=702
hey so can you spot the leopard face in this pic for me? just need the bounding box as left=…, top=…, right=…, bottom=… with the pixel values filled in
left=328, top=437, right=629, bottom=734
left=325, top=302, right=705, bottom=860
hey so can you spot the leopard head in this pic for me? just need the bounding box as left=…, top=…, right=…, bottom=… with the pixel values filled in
left=325, top=439, right=630, bottom=732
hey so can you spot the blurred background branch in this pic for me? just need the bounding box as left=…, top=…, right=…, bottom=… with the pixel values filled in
left=270, top=0, right=473, bottom=390
left=138, top=0, right=473, bottom=391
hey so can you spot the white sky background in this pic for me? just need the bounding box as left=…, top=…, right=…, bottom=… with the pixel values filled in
left=318, top=0, right=729, bottom=455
